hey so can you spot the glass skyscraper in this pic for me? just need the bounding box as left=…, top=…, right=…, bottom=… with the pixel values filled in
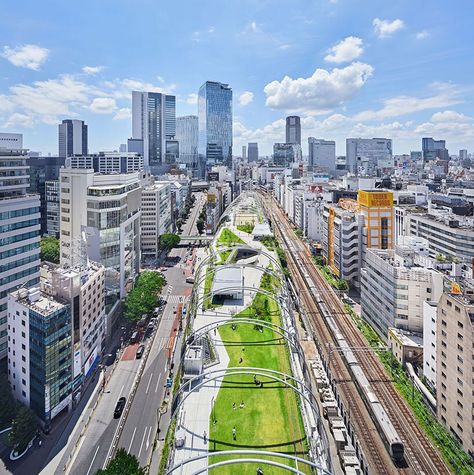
left=132, top=91, right=176, bottom=172
left=176, top=115, right=198, bottom=169
left=198, top=81, right=233, bottom=169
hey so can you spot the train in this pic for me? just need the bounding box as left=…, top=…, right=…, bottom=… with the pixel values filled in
left=279, top=226, right=405, bottom=463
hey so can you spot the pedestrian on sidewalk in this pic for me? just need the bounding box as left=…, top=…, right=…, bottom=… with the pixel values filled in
left=232, top=427, right=236, bottom=440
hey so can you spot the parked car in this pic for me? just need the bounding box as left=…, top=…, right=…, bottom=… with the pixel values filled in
left=136, top=345, right=145, bottom=359
left=130, top=331, right=139, bottom=344
left=114, top=397, right=126, bottom=418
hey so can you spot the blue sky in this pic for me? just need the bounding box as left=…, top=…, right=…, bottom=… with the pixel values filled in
left=0, top=0, right=473, bottom=156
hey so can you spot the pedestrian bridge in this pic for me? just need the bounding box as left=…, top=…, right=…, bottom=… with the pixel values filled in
left=179, top=235, right=214, bottom=242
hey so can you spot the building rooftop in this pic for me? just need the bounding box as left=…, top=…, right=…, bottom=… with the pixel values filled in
left=388, top=327, right=423, bottom=347
left=12, top=288, right=66, bottom=316
left=212, top=267, right=243, bottom=294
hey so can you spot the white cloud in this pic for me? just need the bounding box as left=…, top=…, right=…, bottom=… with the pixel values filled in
left=113, top=107, right=131, bottom=120
left=264, top=62, right=373, bottom=114
left=354, top=83, right=461, bottom=121
left=325, top=36, right=363, bottom=63
left=89, top=97, right=117, bottom=114
left=187, top=93, right=198, bottom=105
left=2, top=44, right=49, bottom=70
left=0, top=95, right=14, bottom=113
left=238, top=91, right=254, bottom=106
left=279, top=44, right=291, bottom=50
left=373, top=18, right=405, bottom=38
left=82, top=65, right=104, bottom=75
left=416, top=30, right=429, bottom=40
left=208, top=26, right=215, bottom=33
left=4, top=113, right=34, bottom=129
left=431, top=110, right=470, bottom=123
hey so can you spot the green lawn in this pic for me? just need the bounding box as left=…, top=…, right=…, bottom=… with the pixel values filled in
left=237, top=224, right=255, bottom=234
left=218, top=228, right=245, bottom=246
left=218, top=250, right=232, bottom=265
left=209, top=273, right=309, bottom=474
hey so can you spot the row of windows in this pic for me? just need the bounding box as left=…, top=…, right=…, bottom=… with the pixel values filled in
left=0, top=207, right=39, bottom=221
left=0, top=241, right=39, bottom=260
left=0, top=230, right=38, bottom=246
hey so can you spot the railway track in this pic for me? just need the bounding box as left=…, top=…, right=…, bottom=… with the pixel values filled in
left=263, top=198, right=399, bottom=475
left=261, top=193, right=450, bottom=475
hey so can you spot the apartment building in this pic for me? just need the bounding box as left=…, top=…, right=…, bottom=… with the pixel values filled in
left=436, top=285, right=474, bottom=455
left=323, top=190, right=394, bottom=288
left=67, top=152, right=144, bottom=173
left=361, top=246, right=443, bottom=338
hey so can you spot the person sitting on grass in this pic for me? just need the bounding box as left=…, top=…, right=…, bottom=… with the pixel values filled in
left=239, top=400, right=245, bottom=409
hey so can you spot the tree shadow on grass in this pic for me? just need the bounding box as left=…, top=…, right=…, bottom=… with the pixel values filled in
left=207, top=436, right=308, bottom=452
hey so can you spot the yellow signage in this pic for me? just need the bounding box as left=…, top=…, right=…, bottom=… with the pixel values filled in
left=451, top=282, right=461, bottom=294
left=358, top=190, right=393, bottom=208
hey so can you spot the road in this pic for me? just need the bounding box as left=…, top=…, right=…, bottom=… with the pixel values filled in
left=54, top=194, right=205, bottom=474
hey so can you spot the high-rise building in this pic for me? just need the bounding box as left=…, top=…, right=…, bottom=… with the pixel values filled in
left=198, top=81, right=233, bottom=167
left=28, top=156, right=65, bottom=235
left=248, top=143, right=258, bottom=162
left=286, top=116, right=301, bottom=145
left=346, top=138, right=392, bottom=175
left=59, top=169, right=141, bottom=305
left=459, top=149, right=468, bottom=160
left=58, top=120, right=88, bottom=158
left=241, top=145, right=247, bottom=161
left=422, top=137, right=449, bottom=161
left=0, top=135, right=41, bottom=358
left=308, top=138, right=336, bottom=171
left=132, top=91, right=176, bottom=172
left=436, top=284, right=474, bottom=455
left=141, top=183, right=172, bottom=258
left=176, top=115, right=198, bottom=169
left=8, top=287, right=72, bottom=424
left=273, top=143, right=302, bottom=166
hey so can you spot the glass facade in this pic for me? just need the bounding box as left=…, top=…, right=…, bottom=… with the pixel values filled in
left=198, top=81, right=233, bottom=167
left=176, top=116, right=198, bottom=167
left=29, top=304, right=72, bottom=422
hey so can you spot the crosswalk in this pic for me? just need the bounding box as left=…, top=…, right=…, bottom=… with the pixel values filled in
left=167, top=295, right=188, bottom=304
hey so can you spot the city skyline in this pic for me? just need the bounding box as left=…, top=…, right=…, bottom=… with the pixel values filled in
left=0, top=0, right=473, bottom=156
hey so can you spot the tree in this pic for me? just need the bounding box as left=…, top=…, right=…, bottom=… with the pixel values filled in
left=40, top=236, right=60, bottom=263
left=313, top=255, right=324, bottom=266
left=8, top=406, right=37, bottom=452
left=337, top=279, right=349, bottom=292
left=0, top=373, right=16, bottom=428
left=159, top=233, right=181, bottom=249
left=196, top=219, right=204, bottom=234
left=96, top=448, right=145, bottom=475
left=124, top=271, right=166, bottom=321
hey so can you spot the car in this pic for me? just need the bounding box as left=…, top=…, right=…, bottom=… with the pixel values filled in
left=147, top=322, right=154, bottom=330
left=114, top=397, right=126, bottom=418
left=130, top=331, right=139, bottom=344
left=136, top=345, right=145, bottom=359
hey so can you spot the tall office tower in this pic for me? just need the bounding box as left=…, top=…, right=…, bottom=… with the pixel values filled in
left=45, top=180, right=60, bottom=237
left=346, top=138, right=392, bottom=175
left=286, top=116, right=301, bottom=145
left=459, top=149, right=468, bottom=160
left=248, top=143, right=258, bottom=162
left=132, top=91, right=176, bottom=173
left=242, top=145, right=247, bottom=161
left=28, top=156, right=65, bottom=235
left=0, top=134, right=41, bottom=358
left=198, top=81, right=233, bottom=168
left=176, top=115, right=198, bottom=168
left=422, top=137, right=449, bottom=161
left=58, top=119, right=88, bottom=158
left=308, top=138, right=336, bottom=171
left=119, top=144, right=127, bottom=153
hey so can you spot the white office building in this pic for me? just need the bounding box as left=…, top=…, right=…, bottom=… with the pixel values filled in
left=67, top=152, right=144, bottom=174
left=0, top=137, right=41, bottom=358
left=422, top=300, right=438, bottom=390
left=141, top=183, right=172, bottom=258
left=59, top=169, right=141, bottom=301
